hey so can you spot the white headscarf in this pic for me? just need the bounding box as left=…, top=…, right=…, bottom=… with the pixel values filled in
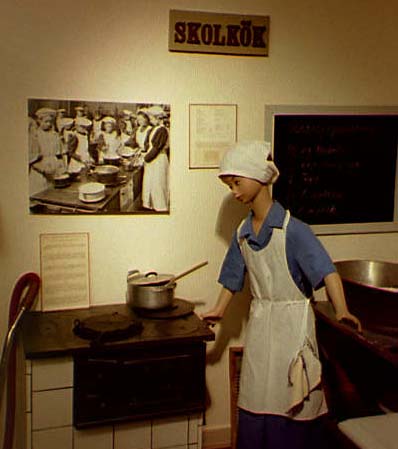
left=218, top=141, right=279, bottom=184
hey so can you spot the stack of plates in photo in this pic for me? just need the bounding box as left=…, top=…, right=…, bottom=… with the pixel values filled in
left=78, top=182, right=105, bottom=203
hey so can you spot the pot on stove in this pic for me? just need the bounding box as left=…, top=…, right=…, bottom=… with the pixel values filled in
left=127, top=271, right=176, bottom=310
left=126, top=262, right=208, bottom=311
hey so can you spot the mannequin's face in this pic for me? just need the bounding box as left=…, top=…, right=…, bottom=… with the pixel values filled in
left=221, top=176, right=264, bottom=204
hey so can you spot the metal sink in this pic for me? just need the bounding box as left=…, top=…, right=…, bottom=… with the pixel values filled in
left=335, top=260, right=398, bottom=335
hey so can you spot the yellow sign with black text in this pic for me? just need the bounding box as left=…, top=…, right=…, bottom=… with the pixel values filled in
left=169, top=10, right=269, bottom=57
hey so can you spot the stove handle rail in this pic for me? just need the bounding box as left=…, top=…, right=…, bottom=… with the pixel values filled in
left=83, top=354, right=192, bottom=366
left=0, top=272, right=41, bottom=449
left=121, top=354, right=191, bottom=365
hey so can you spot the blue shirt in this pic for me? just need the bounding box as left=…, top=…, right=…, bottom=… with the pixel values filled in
left=218, top=202, right=336, bottom=297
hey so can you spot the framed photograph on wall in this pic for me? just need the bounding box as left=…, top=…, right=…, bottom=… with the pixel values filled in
left=28, top=99, right=170, bottom=215
left=189, top=103, right=237, bottom=169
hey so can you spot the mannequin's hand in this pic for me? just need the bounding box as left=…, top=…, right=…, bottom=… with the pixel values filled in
left=336, top=311, right=362, bottom=333
left=199, top=309, right=223, bottom=327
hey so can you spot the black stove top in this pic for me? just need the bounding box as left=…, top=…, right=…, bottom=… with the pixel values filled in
left=22, top=300, right=214, bottom=358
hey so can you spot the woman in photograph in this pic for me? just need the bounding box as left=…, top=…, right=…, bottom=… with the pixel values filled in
left=55, top=108, right=66, bottom=133
left=142, top=106, right=169, bottom=212
left=74, top=106, right=85, bottom=119
left=126, top=109, right=152, bottom=153
left=119, top=120, right=133, bottom=146
left=91, top=108, right=104, bottom=142
left=67, top=117, right=93, bottom=173
left=59, top=117, right=76, bottom=169
left=121, top=109, right=134, bottom=135
left=97, top=116, right=123, bottom=163
left=29, top=108, right=64, bottom=194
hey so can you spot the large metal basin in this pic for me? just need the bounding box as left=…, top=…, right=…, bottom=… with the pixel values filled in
left=335, top=260, right=398, bottom=334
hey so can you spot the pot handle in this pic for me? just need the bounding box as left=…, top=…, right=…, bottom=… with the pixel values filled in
left=145, top=271, right=158, bottom=278
left=127, top=269, right=140, bottom=281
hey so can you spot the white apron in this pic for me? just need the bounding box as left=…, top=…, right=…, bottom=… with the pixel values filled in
left=33, top=129, right=61, bottom=173
left=29, top=129, right=63, bottom=194
left=91, top=119, right=103, bottom=140
left=135, top=126, right=151, bottom=151
left=142, top=126, right=169, bottom=211
left=238, top=211, right=327, bottom=420
left=68, top=133, right=91, bottom=172
left=102, top=131, right=122, bottom=157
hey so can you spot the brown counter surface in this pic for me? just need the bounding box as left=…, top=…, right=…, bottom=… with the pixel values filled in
left=314, top=301, right=398, bottom=368
left=22, top=301, right=215, bottom=359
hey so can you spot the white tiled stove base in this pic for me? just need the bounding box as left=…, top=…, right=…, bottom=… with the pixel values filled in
left=28, top=417, right=202, bottom=449
left=26, top=358, right=203, bottom=449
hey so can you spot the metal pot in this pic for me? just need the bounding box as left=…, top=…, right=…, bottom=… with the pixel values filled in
left=127, top=271, right=176, bottom=310
left=53, top=173, right=71, bottom=188
left=103, top=156, right=121, bottom=166
left=126, top=262, right=209, bottom=311
left=94, top=165, right=119, bottom=184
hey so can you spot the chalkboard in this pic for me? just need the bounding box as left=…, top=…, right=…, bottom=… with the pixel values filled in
left=272, top=114, right=398, bottom=226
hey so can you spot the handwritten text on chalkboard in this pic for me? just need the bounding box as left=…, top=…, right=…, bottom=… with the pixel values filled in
left=273, top=115, right=398, bottom=225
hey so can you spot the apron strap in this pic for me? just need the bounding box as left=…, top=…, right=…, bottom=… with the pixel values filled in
left=282, top=210, right=290, bottom=230
left=236, top=218, right=246, bottom=247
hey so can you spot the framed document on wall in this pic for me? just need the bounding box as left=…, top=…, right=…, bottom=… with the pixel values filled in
left=189, top=104, right=237, bottom=169
left=40, top=232, right=91, bottom=311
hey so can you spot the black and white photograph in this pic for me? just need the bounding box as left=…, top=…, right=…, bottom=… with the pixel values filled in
left=28, top=99, right=170, bottom=214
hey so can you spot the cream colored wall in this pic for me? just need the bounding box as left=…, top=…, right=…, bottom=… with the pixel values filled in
left=1, top=0, right=398, bottom=440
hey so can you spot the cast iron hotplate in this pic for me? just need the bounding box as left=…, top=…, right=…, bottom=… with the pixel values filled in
left=73, top=312, right=143, bottom=346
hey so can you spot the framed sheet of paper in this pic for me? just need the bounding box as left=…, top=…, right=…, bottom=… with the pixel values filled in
left=189, top=104, right=237, bottom=168
left=40, top=232, right=91, bottom=311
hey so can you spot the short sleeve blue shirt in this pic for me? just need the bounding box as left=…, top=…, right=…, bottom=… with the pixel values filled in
left=218, top=202, right=336, bottom=297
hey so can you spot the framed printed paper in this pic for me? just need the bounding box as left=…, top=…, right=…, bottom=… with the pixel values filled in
left=40, top=233, right=90, bottom=311
left=189, top=104, right=237, bottom=169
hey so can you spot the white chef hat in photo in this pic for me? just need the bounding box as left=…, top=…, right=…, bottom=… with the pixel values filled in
left=35, top=108, right=56, bottom=119
left=59, top=117, right=74, bottom=128
left=122, top=109, right=133, bottom=117
left=147, top=105, right=166, bottom=117
left=102, top=116, right=116, bottom=124
left=75, top=117, right=92, bottom=128
left=218, top=141, right=280, bottom=184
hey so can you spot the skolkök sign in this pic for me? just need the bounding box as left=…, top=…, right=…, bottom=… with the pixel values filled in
left=169, top=10, right=269, bottom=57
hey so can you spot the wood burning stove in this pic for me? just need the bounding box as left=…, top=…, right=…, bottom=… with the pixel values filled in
left=22, top=301, right=214, bottom=432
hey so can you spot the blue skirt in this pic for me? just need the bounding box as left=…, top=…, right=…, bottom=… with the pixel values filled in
left=237, top=409, right=332, bottom=449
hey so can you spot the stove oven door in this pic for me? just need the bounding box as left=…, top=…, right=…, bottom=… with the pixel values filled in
left=73, top=342, right=206, bottom=428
